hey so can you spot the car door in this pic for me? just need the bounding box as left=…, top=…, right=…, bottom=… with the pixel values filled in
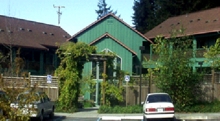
left=44, top=94, right=53, bottom=113
left=41, top=93, right=52, bottom=114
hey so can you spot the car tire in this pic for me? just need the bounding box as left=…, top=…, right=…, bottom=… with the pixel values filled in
left=169, top=117, right=175, bottom=121
left=143, top=115, right=146, bottom=121
left=38, top=111, right=44, bottom=121
left=49, top=108, right=54, bottom=119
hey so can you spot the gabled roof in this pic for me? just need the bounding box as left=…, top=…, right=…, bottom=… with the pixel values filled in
left=90, top=33, right=137, bottom=55
left=0, top=15, right=70, bottom=50
left=68, top=13, right=153, bottom=43
left=145, top=7, right=220, bottom=39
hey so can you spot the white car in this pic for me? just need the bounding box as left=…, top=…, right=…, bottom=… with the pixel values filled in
left=142, top=93, right=175, bottom=121
left=10, top=91, right=55, bottom=121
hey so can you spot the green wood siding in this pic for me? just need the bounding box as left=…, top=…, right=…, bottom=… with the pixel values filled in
left=75, top=16, right=149, bottom=74
left=93, top=37, right=133, bottom=74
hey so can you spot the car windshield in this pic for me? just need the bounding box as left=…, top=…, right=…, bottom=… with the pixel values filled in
left=147, top=94, right=172, bottom=103
left=17, top=93, right=41, bottom=103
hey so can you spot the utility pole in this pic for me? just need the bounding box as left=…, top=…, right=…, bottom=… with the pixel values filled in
left=53, top=5, right=65, bottom=25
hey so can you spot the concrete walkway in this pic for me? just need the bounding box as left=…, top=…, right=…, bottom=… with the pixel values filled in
left=55, top=108, right=220, bottom=120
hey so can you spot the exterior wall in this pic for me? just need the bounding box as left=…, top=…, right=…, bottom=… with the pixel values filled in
left=145, top=33, right=219, bottom=71
left=73, top=15, right=151, bottom=101
left=191, top=34, right=219, bottom=70
left=76, top=16, right=147, bottom=75
left=93, top=37, right=133, bottom=74
left=0, top=47, right=58, bottom=76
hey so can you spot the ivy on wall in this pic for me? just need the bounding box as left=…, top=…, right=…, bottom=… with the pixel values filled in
left=55, top=42, right=96, bottom=112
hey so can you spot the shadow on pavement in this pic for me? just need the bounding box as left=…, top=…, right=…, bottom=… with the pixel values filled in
left=77, top=107, right=98, bottom=112
left=30, top=116, right=66, bottom=121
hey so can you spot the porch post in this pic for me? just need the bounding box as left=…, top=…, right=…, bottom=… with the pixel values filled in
left=102, top=60, right=106, bottom=105
left=95, top=61, right=99, bottom=106
left=150, top=44, right=152, bottom=60
left=39, top=51, right=44, bottom=75
left=193, top=38, right=197, bottom=72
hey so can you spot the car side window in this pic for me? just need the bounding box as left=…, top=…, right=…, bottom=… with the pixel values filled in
left=42, top=94, right=50, bottom=102
left=40, top=97, right=44, bottom=103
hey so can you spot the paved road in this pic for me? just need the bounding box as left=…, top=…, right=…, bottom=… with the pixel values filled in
left=44, top=116, right=220, bottom=121
left=39, top=115, right=98, bottom=121
left=39, top=116, right=219, bottom=121
left=50, top=108, right=220, bottom=121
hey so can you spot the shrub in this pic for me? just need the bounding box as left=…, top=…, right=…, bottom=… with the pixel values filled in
left=98, top=101, right=220, bottom=114
left=98, top=105, right=142, bottom=113
left=82, top=100, right=95, bottom=108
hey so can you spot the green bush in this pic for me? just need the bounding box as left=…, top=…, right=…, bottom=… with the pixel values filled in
left=82, top=100, right=95, bottom=108
left=98, top=105, right=142, bottom=113
left=98, top=101, right=220, bottom=114
left=174, top=100, right=220, bottom=113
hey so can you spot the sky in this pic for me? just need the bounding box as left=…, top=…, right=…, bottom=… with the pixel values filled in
left=0, top=0, right=135, bottom=36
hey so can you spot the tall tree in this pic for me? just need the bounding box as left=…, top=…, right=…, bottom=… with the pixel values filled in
left=133, top=0, right=220, bottom=34
left=132, top=0, right=158, bottom=33
left=151, top=30, right=203, bottom=110
left=155, top=0, right=220, bottom=23
left=95, top=0, right=119, bottom=19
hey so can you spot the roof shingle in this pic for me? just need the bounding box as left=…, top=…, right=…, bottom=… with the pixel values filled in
left=145, top=7, right=220, bottom=39
left=0, top=15, right=70, bottom=50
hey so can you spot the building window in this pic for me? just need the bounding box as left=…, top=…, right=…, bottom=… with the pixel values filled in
left=91, top=49, right=122, bottom=79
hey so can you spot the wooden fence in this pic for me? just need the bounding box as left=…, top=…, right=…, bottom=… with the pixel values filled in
left=2, top=71, right=220, bottom=105
left=125, top=71, right=220, bottom=105
left=0, top=74, right=59, bottom=101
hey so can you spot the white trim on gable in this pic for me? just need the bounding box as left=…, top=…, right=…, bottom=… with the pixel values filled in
left=102, top=48, right=123, bottom=70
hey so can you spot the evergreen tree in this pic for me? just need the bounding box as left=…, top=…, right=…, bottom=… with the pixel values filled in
left=133, top=0, right=220, bottom=34
left=132, top=0, right=158, bottom=33
left=95, top=0, right=119, bottom=20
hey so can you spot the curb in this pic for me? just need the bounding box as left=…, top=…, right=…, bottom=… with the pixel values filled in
left=55, top=112, right=220, bottom=120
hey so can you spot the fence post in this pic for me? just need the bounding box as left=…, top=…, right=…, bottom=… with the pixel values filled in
left=211, top=69, right=215, bottom=101
left=148, top=72, right=152, bottom=94
left=126, top=81, right=128, bottom=106
left=0, top=74, right=3, bottom=89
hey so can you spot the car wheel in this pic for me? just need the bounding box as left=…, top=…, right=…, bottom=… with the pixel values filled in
left=168, top=117, right=175, bottom=121
left=49, top=108, right=54, bottom=119
left=143, top=115, right=147, bottom=121
left=38, top=112, right=44, bottom=121
left=0, top=109, right=3, bottom=116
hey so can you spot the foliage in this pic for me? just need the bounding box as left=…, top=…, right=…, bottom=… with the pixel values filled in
left=175, top=100, right=220, bottom=113
left=0, top=73, right=43, bottom=121
left=14, top=48, right=25, bottom=76
left=0, top=47, right=31, bottom=121
left=151, top=30, right=203, bottom=108
left=98, top=101, right=220, bottom=113
left=102, top=69, right=127, bottom=107
left=132, top=0, right=158, bottom=33
left=204, top=38, right=220, bottom=70
left=82, top=100, right=95, bottom=108
left=95, top=0, right=120, bottom=19
left=98, top=105, right=142, bottom=113
left=55, top=42, right=96, bottom=112
left=98, top=51, right=127, bottom=106
left=133, top=0, right=220, bottom=33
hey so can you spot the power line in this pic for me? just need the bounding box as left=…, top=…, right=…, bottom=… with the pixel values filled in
left=53, top=5, right=65, bottom=25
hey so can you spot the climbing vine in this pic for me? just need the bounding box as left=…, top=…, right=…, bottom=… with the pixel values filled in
left=55, top=42, right=96, bottom=112
left=55, top=41, right=129, bottom=111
